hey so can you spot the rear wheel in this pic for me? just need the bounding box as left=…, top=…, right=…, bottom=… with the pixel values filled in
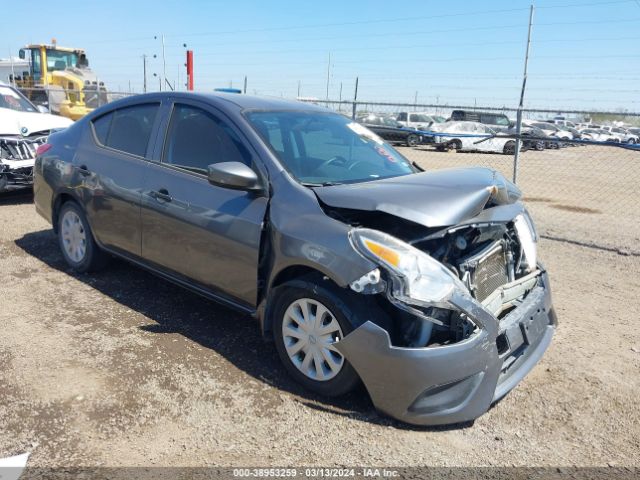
left=503, top=140, right=516, bottom=155
left=534, top=141, right=545, bottom=151
left=628, top=138, right=636, bottom=145
left=272, top=277, right=361, bottom=397
left=57, top=201, right=108, bottom=272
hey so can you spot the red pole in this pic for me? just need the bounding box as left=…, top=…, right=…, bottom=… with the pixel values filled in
left=186, top=50, right=194, bottom=91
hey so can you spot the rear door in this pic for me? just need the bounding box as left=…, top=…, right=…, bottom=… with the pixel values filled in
left=140, top=99, right=268, bottom=307
left=75, top=102, right=161, bottom=256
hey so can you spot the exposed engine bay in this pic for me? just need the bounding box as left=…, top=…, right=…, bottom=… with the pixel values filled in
left=323, top=204, right=539, bottom=349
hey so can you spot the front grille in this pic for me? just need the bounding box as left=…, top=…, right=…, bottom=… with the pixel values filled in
left=460, top=242, right=509, bottom=302
left=0, top=136, right=46, bottom=161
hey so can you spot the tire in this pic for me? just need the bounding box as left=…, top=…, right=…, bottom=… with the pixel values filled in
left=0, top=175, right=7, bottom=193
left=503, top=140, right=516, bottom=155
left=449, top=139, right=462, bottom=151
left=628, top=138, right=636, bottom=145
left=57, top=201, right=108, bottom=273
left=406, top=134, right=419, bottom=147
left=271, top=276, right=362, bottom=397
left=534, top=141, right=545, bottom=151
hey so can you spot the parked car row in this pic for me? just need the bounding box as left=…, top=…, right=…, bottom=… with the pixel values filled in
left=356, top=108, right=640, bottom=153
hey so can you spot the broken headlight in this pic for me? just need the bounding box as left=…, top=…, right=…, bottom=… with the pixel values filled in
left=349, top=228, right=469, bottom=308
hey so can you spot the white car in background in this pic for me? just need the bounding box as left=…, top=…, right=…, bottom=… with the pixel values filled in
left=431, top=121, right=517, bottom=154
left=600, top=126, right=638, bottom=144
left=396, top=111, right=446, bottom=131
left=578, top=128, right=617, bottom=142
left=0, top=81, right=73, bottom=192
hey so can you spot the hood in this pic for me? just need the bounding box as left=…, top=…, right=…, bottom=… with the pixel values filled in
left=312, top=167, right=522, bottom=228
left=0, top=108, right=73, bottom=137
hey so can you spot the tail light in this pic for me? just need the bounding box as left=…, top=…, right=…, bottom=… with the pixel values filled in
left=36, top=143, right=53, bottom=156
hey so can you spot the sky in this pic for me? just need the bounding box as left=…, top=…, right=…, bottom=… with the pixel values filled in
left=4, top=0, right=640, bottom=111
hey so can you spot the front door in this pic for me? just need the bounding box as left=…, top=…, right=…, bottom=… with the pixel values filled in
left=140, top=101, right=268, bottom=307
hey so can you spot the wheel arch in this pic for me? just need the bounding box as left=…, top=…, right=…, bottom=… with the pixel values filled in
left=259, top=264, right=346, bottom=337
left=52, top=191, right=82, bottom=234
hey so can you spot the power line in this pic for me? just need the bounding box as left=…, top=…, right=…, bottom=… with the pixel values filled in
left=81, top=3, right=637, bottom=46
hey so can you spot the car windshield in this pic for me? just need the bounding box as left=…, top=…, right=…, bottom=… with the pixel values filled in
left=0, top=85, right=37, bottom=112
left=247, top=111, right=417, bottom=185
left=382, top=116, right=400, bottom=127
left=410, top=114, right=432, bottom=123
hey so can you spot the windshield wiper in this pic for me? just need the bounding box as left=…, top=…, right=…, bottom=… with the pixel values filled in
left=301, top=181, right=344, bottom=187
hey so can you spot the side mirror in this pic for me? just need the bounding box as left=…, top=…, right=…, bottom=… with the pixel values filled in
left=37, top=105, right=49, bottom=114
left=19, top=49, right=26, bottom=59
left=207, top=161, right=262, bottom=192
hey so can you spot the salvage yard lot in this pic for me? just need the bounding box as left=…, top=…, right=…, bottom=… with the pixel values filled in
left=0, top=145, right=639, bottom=468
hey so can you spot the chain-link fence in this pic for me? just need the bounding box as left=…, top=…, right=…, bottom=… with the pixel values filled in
left=306, top=99, right=640, bottom=258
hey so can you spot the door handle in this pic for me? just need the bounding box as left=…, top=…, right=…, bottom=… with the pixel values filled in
left=78, top=165, right=91, bottom=176
left=150, top=189, right=172, bottom=202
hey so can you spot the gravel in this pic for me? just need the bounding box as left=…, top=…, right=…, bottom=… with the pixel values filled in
left=0, top=161, right=638, bottom=469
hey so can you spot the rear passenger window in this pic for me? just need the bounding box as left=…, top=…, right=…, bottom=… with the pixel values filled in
left=92, top=112, right=112, bottom=144
left=91, top=103, right=159, bottom=157
left=163, top=104, right=252, bottom=174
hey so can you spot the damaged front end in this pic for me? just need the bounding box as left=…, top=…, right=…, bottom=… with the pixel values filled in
left=316, top=173, right=556, bottom=425
left=0, top=135, right=46, bottom=192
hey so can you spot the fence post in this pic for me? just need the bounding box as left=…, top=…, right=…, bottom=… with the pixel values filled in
left=513, top=4, right=535, bottom=184
left=351, top=77, right=359, bottom=120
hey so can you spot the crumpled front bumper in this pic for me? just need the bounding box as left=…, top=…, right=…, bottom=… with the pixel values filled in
left=335, top=271, right=556, bottom=426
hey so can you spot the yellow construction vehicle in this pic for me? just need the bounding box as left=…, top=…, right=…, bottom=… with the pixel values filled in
left=13, top=41, right=107, bottom=120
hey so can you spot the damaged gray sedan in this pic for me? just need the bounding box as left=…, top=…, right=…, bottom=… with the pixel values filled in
left=33, top=93, right=556, bottom=426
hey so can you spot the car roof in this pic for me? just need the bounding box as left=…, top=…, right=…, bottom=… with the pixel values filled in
left=86, top=91, right=332, bottom=121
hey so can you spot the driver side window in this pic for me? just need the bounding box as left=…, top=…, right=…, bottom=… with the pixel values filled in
left=163, top=104, right=252, bottom=174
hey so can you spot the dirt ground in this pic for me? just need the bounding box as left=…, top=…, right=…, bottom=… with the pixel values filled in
left=0, top=145, right=639, bottom=469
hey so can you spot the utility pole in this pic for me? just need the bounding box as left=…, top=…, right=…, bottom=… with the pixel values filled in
left=243, top=75, right=247, bottom=94
left=338, top=82, right=343, bottom=111
left=513, top=4, right=534, bottom=184
left=297, top=80, right=301, bottom=98
left=414, top=91, right=418, bottom=111
left=325, top=52, right=331, bottom=106
left=351, top=77, right=359, bottom=120
left=162, top=35, right=167, bottom=91
left=154, top=35, right=167, bottom=91
left=142, top=54, right=147, bottom=93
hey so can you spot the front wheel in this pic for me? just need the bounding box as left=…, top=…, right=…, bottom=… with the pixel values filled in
left=57, top=201, right=108, bottom=272
left=406, top=134, right=419, bottom=147
left=272, top=277, right=361, bottom=397
left=628, top=138, right=636, bottom=145
left=448, top=139, right=462, bottom=151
